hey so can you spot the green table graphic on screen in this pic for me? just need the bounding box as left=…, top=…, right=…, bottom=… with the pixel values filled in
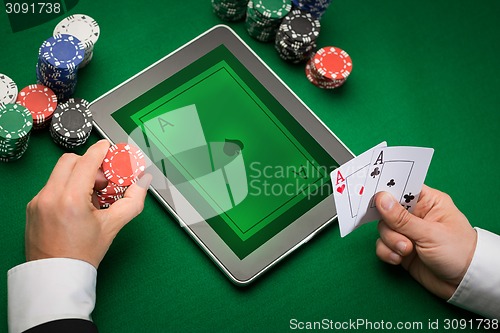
left=132, top=103, right=249, bottom=227
left=114, top=47, right=335, bottom=258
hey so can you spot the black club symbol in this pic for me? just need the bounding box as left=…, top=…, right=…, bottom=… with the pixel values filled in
left=404, top=193, right=415, bottom=203
left=387, top=179, right=395, bottom=187
left=370, top=167, right=380, bottom=178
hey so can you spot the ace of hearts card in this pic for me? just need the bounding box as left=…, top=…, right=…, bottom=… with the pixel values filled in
left=331, top=142, right=387, bottom=237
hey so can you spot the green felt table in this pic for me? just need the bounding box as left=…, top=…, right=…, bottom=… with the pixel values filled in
left=1, top=0, right=500, bottom=332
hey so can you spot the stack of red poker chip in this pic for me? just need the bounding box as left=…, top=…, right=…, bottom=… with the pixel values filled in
left=102, top=143, right=146, bottom=186
left=16, top=84, right=58, bottom=129
left=99, top=142, right=146, bottom=209
left=305, top=46, right=352, bottom=89
left=96, top=181, right=128, bottom=209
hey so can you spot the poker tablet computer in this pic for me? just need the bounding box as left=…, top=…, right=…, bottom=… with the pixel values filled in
left=90, top=25, right=354, bottom=285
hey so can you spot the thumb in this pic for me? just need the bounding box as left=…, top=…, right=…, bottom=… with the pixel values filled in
left=101, top=174, right=152, bottom=236
left=375, top=191, right=429, bottom=242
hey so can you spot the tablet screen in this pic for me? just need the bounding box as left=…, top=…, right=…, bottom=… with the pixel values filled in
left=111, top=45, right=338, bottom=259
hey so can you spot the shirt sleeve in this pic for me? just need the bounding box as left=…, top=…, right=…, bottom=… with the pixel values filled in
left=448, top=228, right=500, bottom=319
left=8, top=258, right=97, bottom=333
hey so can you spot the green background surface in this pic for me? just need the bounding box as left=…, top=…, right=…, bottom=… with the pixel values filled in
left=1, top=0, right=499, bottom=332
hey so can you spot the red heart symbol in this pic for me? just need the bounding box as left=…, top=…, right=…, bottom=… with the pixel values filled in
left=337, top=184, right=345, bottom=194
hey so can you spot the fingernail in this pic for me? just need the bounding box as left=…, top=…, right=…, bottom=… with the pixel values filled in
left=396, top=241, right=407, bottom=255
left=136, top=173, right=152, bottom=189
left=380, top=192, right=395, bottom=211
left=389, top=252, right=401, bottom=264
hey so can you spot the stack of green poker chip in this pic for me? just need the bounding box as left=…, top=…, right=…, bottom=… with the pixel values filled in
left=212, top=0, right=249, bottom=22
left=0, top=103, right=33, bottom=162
left=246, top=0, right=292, bottom=42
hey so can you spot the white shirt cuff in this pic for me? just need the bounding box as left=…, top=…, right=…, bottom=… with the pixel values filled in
left=8, top=258, right=97, bottom=333
left=448, top=228, right=500, bottom=319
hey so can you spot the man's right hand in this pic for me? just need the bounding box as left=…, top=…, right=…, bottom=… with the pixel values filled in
left=375, top=185, right=477, bottom=299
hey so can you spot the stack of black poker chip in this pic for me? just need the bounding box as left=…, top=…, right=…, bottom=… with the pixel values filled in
left=212, top=0, right=249, bottom=22
left=49, top=97, right=93, bottom=149
left=274, top=9, right=320, bottom=63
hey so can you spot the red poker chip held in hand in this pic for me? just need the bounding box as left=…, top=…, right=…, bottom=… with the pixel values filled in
left=102, top=143, right=146, bottom=186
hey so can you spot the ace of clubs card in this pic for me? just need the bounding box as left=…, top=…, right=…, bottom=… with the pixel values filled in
left=355, top=146, right=434, bottom=227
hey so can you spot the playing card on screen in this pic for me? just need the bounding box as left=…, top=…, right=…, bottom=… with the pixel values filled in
left=331, top=142, right=387, bottom=237
left=355, top=146, right=434, bottom=227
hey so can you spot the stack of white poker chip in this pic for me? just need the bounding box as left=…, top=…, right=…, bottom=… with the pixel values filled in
left=53, top=14, right=100, bottom=68
left=0, top=74, right=18, bottom=105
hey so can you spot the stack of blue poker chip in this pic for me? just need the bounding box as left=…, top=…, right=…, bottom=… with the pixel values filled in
left=292, top=0, right=333, bottom=19
left=53, top=14, right=101, bottom=68
left=36, top=34, right=85, bottom=103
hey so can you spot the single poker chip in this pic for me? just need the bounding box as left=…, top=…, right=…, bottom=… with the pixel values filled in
left=53, top=14, right=100, bottom=49
left=0, top=103, right=33, bottom=140
left=39, top=34, right=85, bottom=71
left=0, top=74, right=18, bottom=105
left=97, top=193, right=124, bottom=202
left=99, top=182, right=128, bottom=195
left=16, top=84, right=57, bottom=126
left=99, top=202, right=111, bottom=209
left=102, top=143, right=146, bottom=186
left=313, top=46, right=352, bottom=80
